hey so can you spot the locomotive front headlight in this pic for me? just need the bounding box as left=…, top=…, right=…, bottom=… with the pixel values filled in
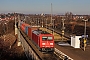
left=42, top=43, right=45, bottom=45
left=50, top=43, right=53, bottom=45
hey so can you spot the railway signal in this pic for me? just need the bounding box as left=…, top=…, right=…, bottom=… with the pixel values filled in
left=82, top=19, right=88, bottom=51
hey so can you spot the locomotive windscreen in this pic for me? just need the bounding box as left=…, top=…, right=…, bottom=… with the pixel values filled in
left=42, top=36, right=52, bottom=40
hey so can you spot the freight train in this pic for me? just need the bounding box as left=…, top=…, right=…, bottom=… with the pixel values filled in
left=20, top=22, right=54, bottom=52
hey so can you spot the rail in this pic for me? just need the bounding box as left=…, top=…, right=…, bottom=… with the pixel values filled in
left=54, top=48, right=73, bottom=60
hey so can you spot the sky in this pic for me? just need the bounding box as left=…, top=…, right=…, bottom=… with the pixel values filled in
left=0, top=0, right=90, bottom=15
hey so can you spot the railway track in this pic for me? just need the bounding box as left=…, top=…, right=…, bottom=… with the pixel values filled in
left=20, top=28, right=73, bottom=60
left=42, top=53, right=57, bottom=60
left=54, top=48, right=73, bottom=60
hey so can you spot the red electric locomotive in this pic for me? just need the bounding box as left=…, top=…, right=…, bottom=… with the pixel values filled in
left=32, top=30, right=54, bottom=52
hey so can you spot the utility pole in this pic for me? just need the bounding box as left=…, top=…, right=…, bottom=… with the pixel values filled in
left=61, top=19, right=65, bottom=41
left=41, top=13, right=44, bottom=27
left=83, top=19, right=88, bottom=51
left=17, top=15, right=21, bottom=46
left=37, top=18, right=39, bottom=27
left=15, top=14, right=17, bottom=35
left=51, top=3, right=52, bottom=26
left=3, top=23, right=7, bottom=41
left=46, top=18, right=48, bottom=29
left=52, top=19, right=55, bottom=35
left=51, top=3, right=54, bottom=34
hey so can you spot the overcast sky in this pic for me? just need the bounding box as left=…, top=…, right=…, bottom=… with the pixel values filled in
left=0, top=0, right=90, bottom=14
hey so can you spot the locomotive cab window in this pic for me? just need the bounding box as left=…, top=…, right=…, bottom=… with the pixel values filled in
left=48, top=37, right=52, bottom=40
left=42, top=36, right=52, bottom=40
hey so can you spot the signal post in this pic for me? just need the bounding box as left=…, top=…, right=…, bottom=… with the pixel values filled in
left=83, top=19, right=88, bottom=51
